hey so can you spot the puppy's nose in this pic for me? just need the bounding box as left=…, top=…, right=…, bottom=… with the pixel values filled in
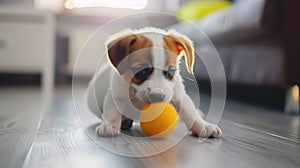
left=149, top=93, right=165, bottom=103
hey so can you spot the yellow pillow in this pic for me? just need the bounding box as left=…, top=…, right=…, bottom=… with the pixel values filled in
left=176, top=0, right=232, bottom=22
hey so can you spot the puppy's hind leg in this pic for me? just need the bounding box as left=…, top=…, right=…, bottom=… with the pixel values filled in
left=121, top=116, right=133, bottom=130
left=86, top=64, right=111, bottom=118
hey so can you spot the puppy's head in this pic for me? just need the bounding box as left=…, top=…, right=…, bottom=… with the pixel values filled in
left=106, top=28, right=194, bottom=105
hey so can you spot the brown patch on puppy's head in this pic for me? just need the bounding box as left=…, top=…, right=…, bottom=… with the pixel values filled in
left=107, top=34, right=153, bottom=75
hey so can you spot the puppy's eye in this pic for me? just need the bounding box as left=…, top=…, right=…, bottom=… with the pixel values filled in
left=163, top=68, right=176, bottom=79
left=132, top=67, right=152, bottom=81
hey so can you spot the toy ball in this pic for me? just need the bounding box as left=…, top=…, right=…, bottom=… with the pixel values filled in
left=140, top=102, right=179, bottom=138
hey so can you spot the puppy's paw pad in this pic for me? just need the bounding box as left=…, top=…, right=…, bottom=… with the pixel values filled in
left=192, top=123, right=222, bottom=138
left=95, top=123, right=120, bottom=137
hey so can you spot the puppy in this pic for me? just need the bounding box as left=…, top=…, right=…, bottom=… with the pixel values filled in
left=86, top=27, right=222, bottom=137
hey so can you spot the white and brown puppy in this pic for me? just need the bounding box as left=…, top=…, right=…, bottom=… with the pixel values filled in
left=86, top=27, right=222, bottom=137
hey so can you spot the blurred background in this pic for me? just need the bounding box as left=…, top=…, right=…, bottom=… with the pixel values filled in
left=0, top=0, right=299, bottom=112
left=0, top=1, right=300, bottom=167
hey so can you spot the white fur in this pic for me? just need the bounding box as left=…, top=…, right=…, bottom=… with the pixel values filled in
left=86, top=28, right=222, bottom=137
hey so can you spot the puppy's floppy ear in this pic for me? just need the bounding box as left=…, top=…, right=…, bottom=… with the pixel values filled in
left=106, top=34, right=136, bottom=74
left=167, top=30, right=195, bottom=74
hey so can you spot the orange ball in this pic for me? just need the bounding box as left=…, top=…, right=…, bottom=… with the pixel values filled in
left=140, top=102, right=179, bottom=138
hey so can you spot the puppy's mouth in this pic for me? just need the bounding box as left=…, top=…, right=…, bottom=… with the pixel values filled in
left=131, top=89, right=171, bottom=108
left=131, top=93, right=164, bottom=106
left=139, top=92, right=168, bottom=104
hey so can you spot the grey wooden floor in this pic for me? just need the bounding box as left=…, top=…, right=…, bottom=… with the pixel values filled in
left=0, top=86, right=299, bottom=168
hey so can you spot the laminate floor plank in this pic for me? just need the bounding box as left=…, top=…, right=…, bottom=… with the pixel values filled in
left=2, top=86, right=299, bottom=168
left=0, top=87, right=45, bottom=168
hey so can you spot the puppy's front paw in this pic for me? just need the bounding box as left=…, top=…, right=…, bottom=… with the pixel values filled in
left=191, top=122, right=222, bottom=138
left=95, top=122, right=120, bottom=137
